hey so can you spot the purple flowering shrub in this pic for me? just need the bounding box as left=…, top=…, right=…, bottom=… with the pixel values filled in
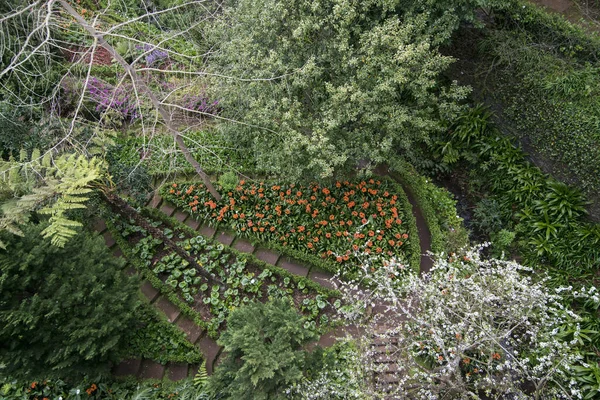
left=87, top=77, right=138, bottom=122
left=181, top=93, right=221, bottom=117
left=136, top=44, right=169, bottom=66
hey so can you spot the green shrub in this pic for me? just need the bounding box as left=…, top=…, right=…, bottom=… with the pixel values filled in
left=122, top=302, right=203, bottom=365
left=218, top=171, right=239, bottom=192
left=206, top=299, right=317, bottom=400
left=0, top=222, right=140, bottom=380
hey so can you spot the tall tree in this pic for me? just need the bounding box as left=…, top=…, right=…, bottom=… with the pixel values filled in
left=206, top=0, right=472, bottom=179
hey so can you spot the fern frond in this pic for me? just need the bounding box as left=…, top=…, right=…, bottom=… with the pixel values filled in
left=193, top=363, right=209, bottom=388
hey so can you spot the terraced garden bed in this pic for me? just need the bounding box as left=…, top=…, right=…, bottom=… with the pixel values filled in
left=161, top=178, right=417, bottom=276
left=107, top=209, right=339, bottom=337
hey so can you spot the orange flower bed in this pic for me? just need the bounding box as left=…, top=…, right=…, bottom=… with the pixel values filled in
left=163, top=179, right=411, bottom=271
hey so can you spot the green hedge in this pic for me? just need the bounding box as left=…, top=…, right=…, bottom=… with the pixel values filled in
left=388, top=158, right=469, bottom=255
left=122, top=302, right=203, bottom=365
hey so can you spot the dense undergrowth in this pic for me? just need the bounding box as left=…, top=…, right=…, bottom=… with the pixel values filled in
left=460, top=0, right=600, bottom=210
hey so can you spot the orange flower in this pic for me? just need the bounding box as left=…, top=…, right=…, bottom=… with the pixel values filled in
left=376, top=247, right=382, bottom=253
left=463, top=357, right=470, bottom=364
left=438, top=355, right=444, bottom=361
left=307, top=243, right=314, bottom=249
left=388, top=239, right=395, bottom=246
left=172, top=183, right=177, bottom=188
left=31, top=382, right=37, bottom=389
left=336, top=256, right=343, bottom=263
left=402, top=233, right=409, bottom=239
left=492, top=352, right=502, bottom=360
left=270, top=226, right=276, bottom=232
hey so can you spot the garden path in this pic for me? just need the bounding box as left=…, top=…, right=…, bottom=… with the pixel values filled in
left=99, top=171, right=433, bottom=392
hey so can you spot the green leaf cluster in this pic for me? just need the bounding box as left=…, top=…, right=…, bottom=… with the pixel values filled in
left=0, top=152, right=106, bottom=248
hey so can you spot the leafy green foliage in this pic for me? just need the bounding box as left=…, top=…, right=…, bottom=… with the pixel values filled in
left=108, top=130, right=255, bottom=177
left=111, top=211, right=337, bottom=336
left=207, top=0, right=471, bottom=179
left=123, top=302, right=203, bottom=364
left=0, top=376, right=209, bottom=399
left=0, top=222, right=139, bottom=379
left=431, top=106, right=600, bottom=397
left=206, top=299, right=318, bottom=399
left=217, top=171, right=239, bottom=192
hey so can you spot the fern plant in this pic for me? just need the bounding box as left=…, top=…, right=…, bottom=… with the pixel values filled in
left=193, top=363, right=209, bottom=388
left=0, top=151, right=107, bottom=248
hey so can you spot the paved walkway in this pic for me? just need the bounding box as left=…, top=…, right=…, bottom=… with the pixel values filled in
left=99, top=172, right=434, bottom=390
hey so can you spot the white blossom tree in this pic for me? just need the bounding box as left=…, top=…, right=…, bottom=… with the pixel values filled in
left=322, top=246, right=590, bottom=399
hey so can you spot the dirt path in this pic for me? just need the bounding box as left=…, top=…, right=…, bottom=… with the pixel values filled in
left=529, top=0, right=600, bottom=31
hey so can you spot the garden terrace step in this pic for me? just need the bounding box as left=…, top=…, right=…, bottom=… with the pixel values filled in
left=112, top=358, right=142, bottom=377
left=185, top=218, right=201, bottom=230
left=140, top=280, right=160, bottom=303
left=154, top=296, right=181, bottom=323
left=371, top=343, right=398, bottom=354
left=196, top=335, right=223, bottom=375
left=174, top=210, right=188, bottom=223
left=308, top=269, right=340, bottom=290
left=148, top=193, right=163, bottom=209
left=376, top=373, right=400, bottom=384
left=254, top=247, right=280, bottom=265
left=176, top=316, right=205, bottom=344
left=232, top=237, right=255, bottom=254
left=103, top=232, right=116, bottom=248
left=167, top=362, right=190, bottom=381
left=373, top=354, right=397, bottom=363
left=138, top=359, right=165, bottom=380
left=159, top=202, right=176, bottom=217
left=277, top=257, right=309, bottom=277
left=198, top=224, right=216, bottom=238
left=215, top=230, right=235, bottom=246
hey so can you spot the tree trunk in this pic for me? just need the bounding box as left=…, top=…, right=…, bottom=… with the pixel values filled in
left=58, top=0, right=222, bottom=201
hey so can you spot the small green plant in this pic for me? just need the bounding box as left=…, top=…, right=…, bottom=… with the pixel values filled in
left=193, top=363, right=209, bottom=388
left=217, top=171, right=239, bottom=192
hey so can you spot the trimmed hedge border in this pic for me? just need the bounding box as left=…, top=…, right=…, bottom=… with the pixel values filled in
left=389, top=159, right=469, bottom=255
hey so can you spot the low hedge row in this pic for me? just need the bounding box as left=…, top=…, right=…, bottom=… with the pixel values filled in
left=389, top=159, right=469, bottom=255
